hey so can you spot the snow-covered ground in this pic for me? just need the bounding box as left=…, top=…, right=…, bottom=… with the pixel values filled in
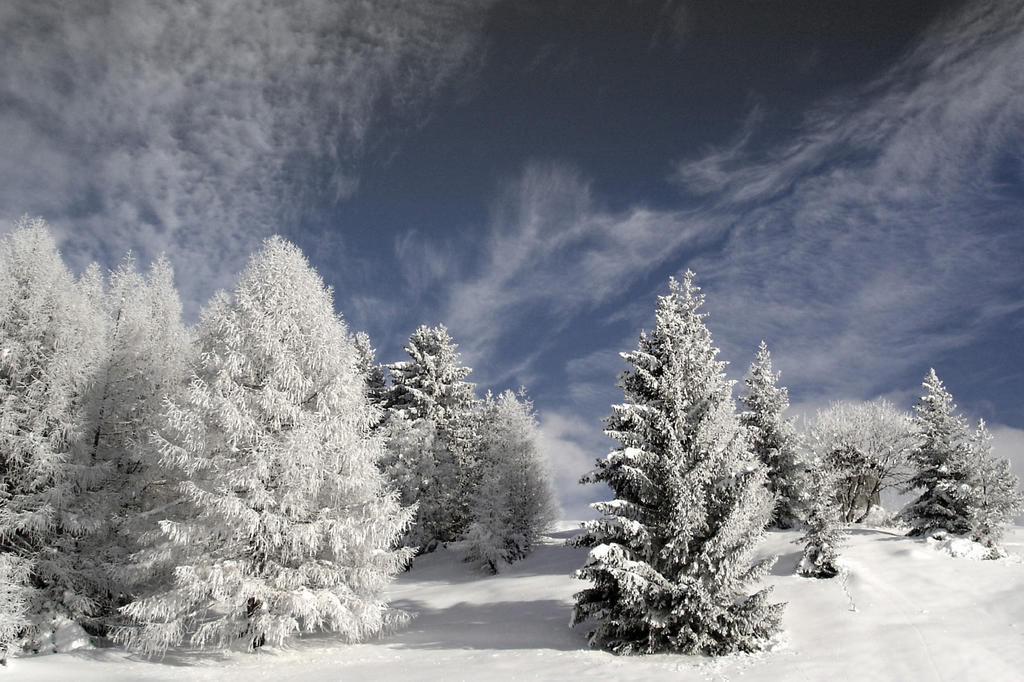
left=9, top=522, right=1024, bottom=681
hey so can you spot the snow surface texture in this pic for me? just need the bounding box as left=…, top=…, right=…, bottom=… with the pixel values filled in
left=8, top=522, right=1024, bottom=681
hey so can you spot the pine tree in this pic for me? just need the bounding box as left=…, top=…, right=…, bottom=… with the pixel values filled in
left=77, top=254, right=191, bottom=624
left=571, top=272, right=782, bottom=655
left=115, top=236, right=413, bottom=655
left=739, top=341, right=803, bottom=528
left=0, top=218, right=106, bottom=648
left=382, top=324, right=479, bottom=551
left=796, top=458, right=844, bottom=578
left=465, top=391, right=558, bottom=573
left=901, top=370, right=973, bottom=536
left=964, top=420, right=1024, bottom=551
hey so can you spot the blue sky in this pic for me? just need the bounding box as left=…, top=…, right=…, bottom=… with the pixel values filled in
left=3, top=0, right=1023, bottom=517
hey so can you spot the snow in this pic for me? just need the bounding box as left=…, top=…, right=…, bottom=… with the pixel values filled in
left=925, top=531, right=1013, bottom=561
left=8, top=522, right=1024, bottom=680
left=43, top=619, right=92, bottom=655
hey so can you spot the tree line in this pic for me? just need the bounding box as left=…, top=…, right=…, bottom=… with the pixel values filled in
left=571, top=272, right=1023, bottom=655
left=0, top=218, right=557, bottom=661
left=2, top=217, right=1020, bottom=662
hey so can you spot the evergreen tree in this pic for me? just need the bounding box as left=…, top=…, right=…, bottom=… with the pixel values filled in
left=739, top=341, right=803, bottom=528
left=379, top=413, right=449, bottom=552
left=465, top=391, right=558, bottom=573
left=0, top=219, right=106, bottom=647
left=901, top=370, right=973, bottom=536
left=386, top=324, right=476, bottom=425
left=571, top=272, right=782, bottom=655
left=352, top=331, right=386, bottom=410
left=964, top=420, right=1024, bottom=551
left=382, top=324, right=479, bottom=551
left=796, top=458, right=844, bottom=578
left=115, top=236, right=412, bottom=655
left=78, top=254, right=191, bottom=624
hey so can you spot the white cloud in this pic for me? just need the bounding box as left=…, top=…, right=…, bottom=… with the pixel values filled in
left=536, top=410, right=612, bottom=521
left=988, top=423, right=1024, bottom=496
left=408, top=162, right=723, bottom=375
left=0, top=0, right=493, bottom=315
left=564, top=346, right=627, bottom=409
left=987, top=423, right=1024, bottom=525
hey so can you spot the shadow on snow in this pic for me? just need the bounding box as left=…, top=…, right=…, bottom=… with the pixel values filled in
left=384, top=598, right=587, bottom=652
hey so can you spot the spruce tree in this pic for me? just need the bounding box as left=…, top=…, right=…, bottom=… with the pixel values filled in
left=739, top=341, right=803, bottom=528
left=571, top=272, right=782, bottom=655
left=964, top=420, right=1024, bottom=551
left=465, top=391, right=558, bottom=573
left=386, top=324, right=476, bottom=426
left=901, top=370, right=973, bottom=536
left=796, top=458, right=844, bottom=578
left=115, top=236, right=412, bottom=655
left=379, top=414, right=450, bottom=552
left=0, top=219, right=106, bottom=647
left=382, top=324, right=479, bottom=551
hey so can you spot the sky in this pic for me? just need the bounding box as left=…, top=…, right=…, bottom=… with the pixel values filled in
left=2, top=0, right=1023, bottom=518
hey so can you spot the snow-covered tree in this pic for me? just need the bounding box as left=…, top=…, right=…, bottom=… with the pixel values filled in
left=963, top=420, right=1024, bottom=550
left=382, top=324, right=479, bottom=551
left=115, top=236, right=413, bottom=655
left=0, top=218, right=106, bottom=647
left=796, top=458, right=845, bottom=578
left=352, top=331, right=386, bottom=410
left=386, top=324, right=477, bottom=426
left=739, top=341, right=804, bottom=528
left=571, top=272, right=782, bottom=656
left=899, top=372, right=1023, bottom=551
left=808, top=400, right=916, bottom=523
left=0, top=554, right=30, bottom=664
left=378, top=413, right=450, bottom=552
left=900, top=370, right=974, bottom=536
left=77, top=254, right=191, bottom=623
left=464, top=391, right=558, bottom=573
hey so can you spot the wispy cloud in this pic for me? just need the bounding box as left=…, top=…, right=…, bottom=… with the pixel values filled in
left=670, top=0, right=1024, bottom=405
left=0, top=0, right=492, bottom=314
left=396, top=3, right=1023, bottom=408
left=405, top=162, right=723, bottom=379
left=536, top=410, right=613, bottom=520
left=411, top=0, right=1024, bottom=504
